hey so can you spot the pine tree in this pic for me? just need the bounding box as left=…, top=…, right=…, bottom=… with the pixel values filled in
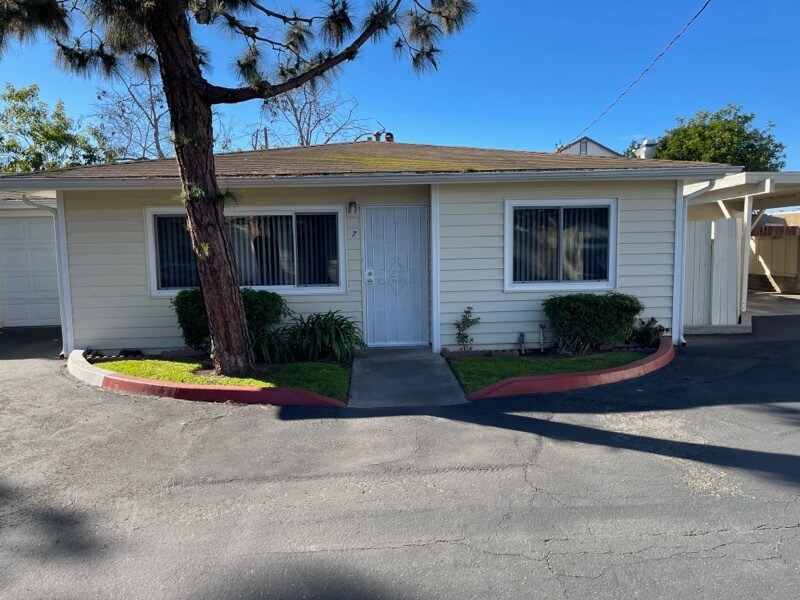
left=0, top=0, right=475, bottom=375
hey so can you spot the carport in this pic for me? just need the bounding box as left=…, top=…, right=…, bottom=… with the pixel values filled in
left=683, top=172, right=800, bottom=333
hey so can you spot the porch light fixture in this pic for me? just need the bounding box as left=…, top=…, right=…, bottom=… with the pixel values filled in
left=347, top=201, right=359, bottom=216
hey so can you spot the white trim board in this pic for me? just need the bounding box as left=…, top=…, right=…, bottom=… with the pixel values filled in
left=56, top=192, right=75, bottom=354
left=430, top=185, right=441, bottom=353
left=672, top=180, right=686, bottom=345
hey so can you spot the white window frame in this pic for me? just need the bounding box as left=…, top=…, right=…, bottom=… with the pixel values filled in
left=145, top=205, right=347, bottom=298
left=503, top=198, right=618, bottom=293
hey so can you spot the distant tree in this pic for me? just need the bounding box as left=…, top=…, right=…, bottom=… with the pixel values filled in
left=90, top=67, right=173, bottom=160
left=653, top=105, right=786, bottom=170
left=621, top=139, right=641, bottom=158
left=262, top=77, right=369, bottom=147
left=0, top=83, right=118, bottom=172
left=92, top=67, right=172, bottom=160
left=0, top=0, right=475, bottom=375
left=92, top=66, right=243, bottom=159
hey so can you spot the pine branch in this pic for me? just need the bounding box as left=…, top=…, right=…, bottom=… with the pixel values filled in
left=202, top=0, right=402, bottom=105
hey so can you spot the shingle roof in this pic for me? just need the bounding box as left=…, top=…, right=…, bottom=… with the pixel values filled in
left=0, top=141, right=733, bottom=181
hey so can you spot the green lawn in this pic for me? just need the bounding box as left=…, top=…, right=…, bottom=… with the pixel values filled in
left=101, top=359, right=351, bottom=401
left=448, top=351, right=647, bottom=394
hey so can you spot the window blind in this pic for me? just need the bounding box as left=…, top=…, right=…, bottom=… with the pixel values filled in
left=153, top=212, right=339, bottom=290
left=512, top=206, right=610, bottom=284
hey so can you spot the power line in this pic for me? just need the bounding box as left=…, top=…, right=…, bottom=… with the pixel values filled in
left=567, top=0, right=713, bottom=144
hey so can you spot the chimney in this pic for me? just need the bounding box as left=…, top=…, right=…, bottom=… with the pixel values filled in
left=634, top=138, right=657, bottom=159
left=373, top=130, right=383, bottom=142
left=384, top=132, right=394, bottom=142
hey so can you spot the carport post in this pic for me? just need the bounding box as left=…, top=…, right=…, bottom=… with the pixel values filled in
left=741, top=195, right=753, bottom=315
left=672, top=180, right=687, bottom=344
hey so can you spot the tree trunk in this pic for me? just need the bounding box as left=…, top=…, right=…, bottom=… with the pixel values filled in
left=146, top=7, right=254, bottom=375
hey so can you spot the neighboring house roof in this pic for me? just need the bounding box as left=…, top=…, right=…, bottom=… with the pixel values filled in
left=556, top=136, right=621, bottom=157
left=0, top=142, right=741, bottom=189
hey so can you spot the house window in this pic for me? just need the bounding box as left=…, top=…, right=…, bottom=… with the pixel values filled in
left=579, top=139, right=588, bottom=155
left=505, top=199, right=616, bottom=291
left=148, top=207, right=345, bottom=296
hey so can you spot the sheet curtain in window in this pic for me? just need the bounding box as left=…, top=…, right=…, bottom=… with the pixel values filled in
left=228, top=215, right=294, bottom=286
left=512, top=208, right=558, bottom=282
left=562, top=207, right=609, bottom=281
left=511, top=206, right=610, bottom=283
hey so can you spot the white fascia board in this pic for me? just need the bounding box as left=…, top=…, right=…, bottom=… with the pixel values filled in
left=0, top=166, right=740, bottom=192
left=686, top=178, right=800, bottom=206
left=686, top=171, right=800, bottom=202
left=740, top=171, right=800, bottom=185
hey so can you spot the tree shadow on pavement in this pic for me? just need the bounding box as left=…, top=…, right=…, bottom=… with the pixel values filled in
left=184, top=564, right=404, bottom=600
left=277, top=395, right=800, bottom=489
left=0, top=482, right=104, bottom=562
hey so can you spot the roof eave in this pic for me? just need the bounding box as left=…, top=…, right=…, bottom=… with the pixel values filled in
left=0, top=165, right=741, bottom=191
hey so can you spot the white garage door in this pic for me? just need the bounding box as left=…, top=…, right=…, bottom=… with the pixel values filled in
left=0, top=216, right=60, bottom=327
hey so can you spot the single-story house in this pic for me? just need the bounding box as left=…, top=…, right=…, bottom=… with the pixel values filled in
left=0, top=140, right=738, bottom=356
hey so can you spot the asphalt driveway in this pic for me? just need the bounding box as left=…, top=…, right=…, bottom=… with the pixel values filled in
left=1, top=320, right=798, bottom=599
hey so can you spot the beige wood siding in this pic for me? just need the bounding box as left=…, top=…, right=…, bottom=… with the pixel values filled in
left=438, top=180, right=677, bottom=350
left=64, top=186, right=427, bottom=352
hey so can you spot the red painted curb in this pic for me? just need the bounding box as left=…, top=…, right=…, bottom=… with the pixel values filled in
left=467, top=336, right=675, bottom=401
left=100, top=372, right=346, bottom=408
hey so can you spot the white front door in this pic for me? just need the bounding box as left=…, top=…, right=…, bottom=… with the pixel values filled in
left=363, top=205, right=429, bottom=346
left=0, top=216, right=60, bottom=327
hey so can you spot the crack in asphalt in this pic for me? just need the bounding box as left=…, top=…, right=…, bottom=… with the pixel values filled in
left=164, top=462, right=531, bottom=490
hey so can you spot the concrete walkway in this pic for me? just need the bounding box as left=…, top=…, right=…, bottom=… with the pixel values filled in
left=745, top=290, right=800, bottom=317
left=348, top=347, right=466, bottom=408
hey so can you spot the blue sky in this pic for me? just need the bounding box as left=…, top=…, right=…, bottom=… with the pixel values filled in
left=1, top=0, right=798, bottom=167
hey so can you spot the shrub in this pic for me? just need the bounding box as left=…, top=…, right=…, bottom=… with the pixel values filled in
left=241, top=287, right=293, bottom=344
left=284, top=311, right=366, bottom=363
left=632, top=317, right=670, bottom=348
left=172, top=288, right=290, bottom=358
left=542, top=292, right=644, bottom=354
left=172, top=288, right=209, bottom=350
left=454, top=306, right=481, bottom=351
left=256, top=328, right=295, bottom=365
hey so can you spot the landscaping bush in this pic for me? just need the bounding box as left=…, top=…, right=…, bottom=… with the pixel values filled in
left=172, top=288, right=209, bottom=350
left=542, top=292, right=644, bottom=354
left=454, top=306, right=480, bottom=351
left=256, top=328, right=295, bottom=364
left=172, top=288, right=291, bottom=358
left=284, top=311, right=366, bottom=363
left=632, top=317, right=670, bottom=348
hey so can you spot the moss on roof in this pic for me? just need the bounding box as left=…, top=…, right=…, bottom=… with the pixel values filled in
left=0, top=141, right=735, bottom=181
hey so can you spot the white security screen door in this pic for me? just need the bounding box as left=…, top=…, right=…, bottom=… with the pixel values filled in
left=363, top=205, right=429, bottom=346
